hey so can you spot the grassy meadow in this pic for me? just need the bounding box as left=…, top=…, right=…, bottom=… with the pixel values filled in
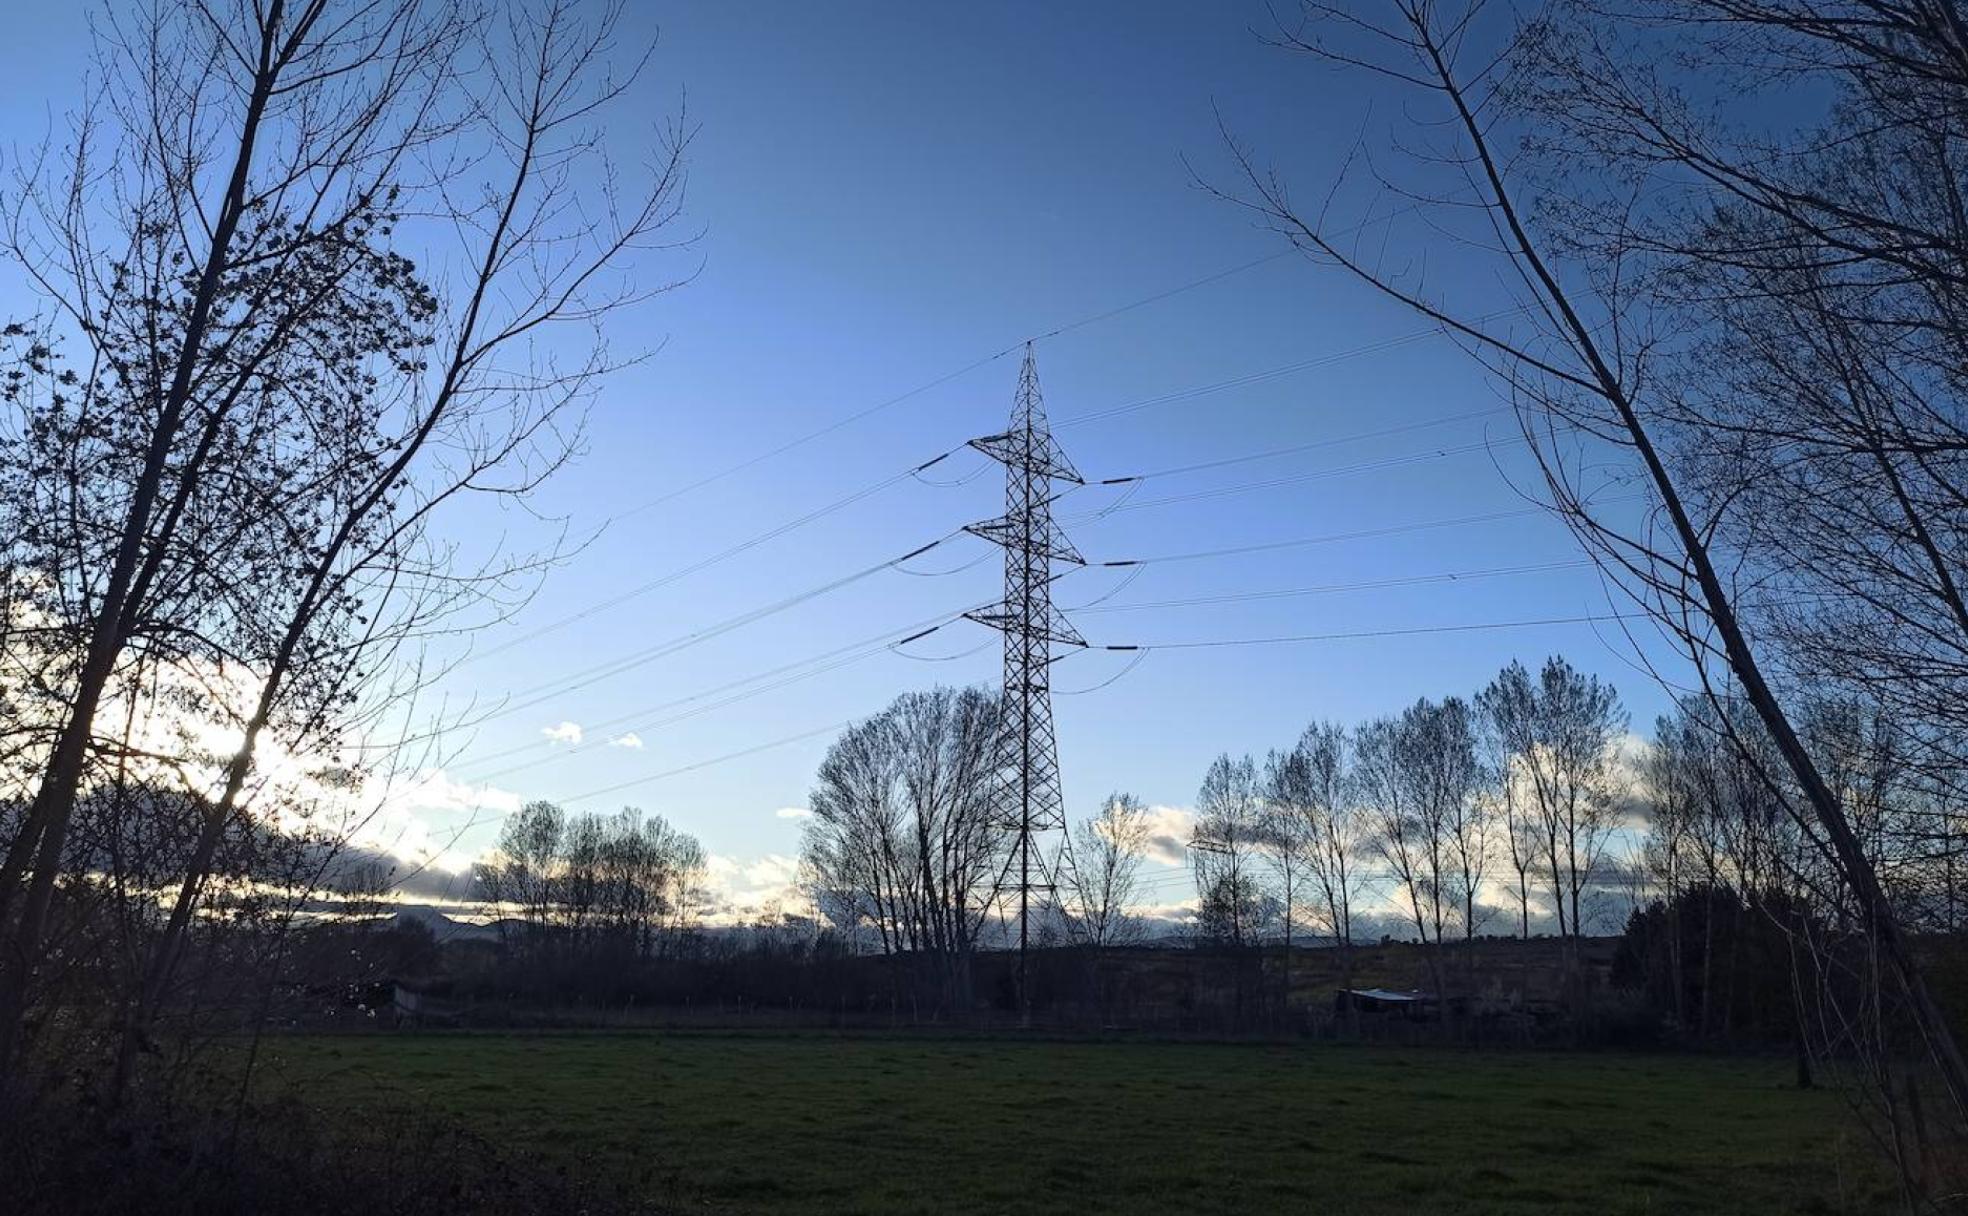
left=265, top=1032, right=1894, bottom=1215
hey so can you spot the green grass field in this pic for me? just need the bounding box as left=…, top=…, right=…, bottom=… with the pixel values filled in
left=267, top=1032, right=1894, bottom=1215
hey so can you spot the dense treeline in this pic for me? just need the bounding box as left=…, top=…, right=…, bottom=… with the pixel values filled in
left=766, top=659, right=1968, bottom=1059
left=1177, top=657, right=1627, bottom=959
left=484, top=802, right=706, bottom=960
left=1614, top=885, right=1824, bottom=1047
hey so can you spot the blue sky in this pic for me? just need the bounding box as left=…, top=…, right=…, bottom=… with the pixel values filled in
left=1, top=3, right=1678, bottom=900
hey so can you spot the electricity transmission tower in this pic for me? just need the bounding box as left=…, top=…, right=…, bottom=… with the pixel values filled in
left=964, top=344, right=1085, bottom=1023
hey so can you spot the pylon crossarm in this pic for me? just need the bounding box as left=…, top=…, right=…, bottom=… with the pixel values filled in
left=961, top=517, right=1084, bottom=565
left=964, top=614, right=1087, bottom=651
left=967, top=433, right=1084, bottom=484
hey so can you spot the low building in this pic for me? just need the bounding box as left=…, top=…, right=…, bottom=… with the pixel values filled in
left=1334, top=987, right=1439, bottom=1019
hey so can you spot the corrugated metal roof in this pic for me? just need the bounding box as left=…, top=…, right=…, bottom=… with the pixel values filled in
left=1340, top=987, right=1434, bottom=1002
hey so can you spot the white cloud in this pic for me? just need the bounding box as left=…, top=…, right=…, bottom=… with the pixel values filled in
left=385, top=768, right=524, bottom=820
left=1611, top=730, right=1656, bottom=830
left=1135, top=896, right=1200, bottom=925
left=699, top=852, right=804, bottom=923
left=775, top=806, right=813, bottom=820
left=609, top=732, right=644, bottom=750
left=1139, top=804, right=1198, bottom=866
left=359, top=768, right=526, bottom=877
left=540, top=720, right=583, bottom=746
left=22, top=647, right=523, bottom=889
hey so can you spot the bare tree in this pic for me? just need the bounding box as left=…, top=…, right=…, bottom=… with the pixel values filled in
left=1479, top=659, right=1626, bottom=941
left=599, top=809, right=706, bottom=957
left=1283, top=721, right=1364, bottom=952
left=1356, top=715, right=1429, bottom=948
left=1065, top=792, right=1151, bottom=948
left=1436, top=697, right=1492, bottom=943
left=1642, top=708, right=1704, bottom=1030
left=488, top=802, right=702, bottom=955
left=1258, top=749, right=1310, bottom=1002
left=1484, top=704, right=1542, bottom=939
left=801, top=686, right=1005, bottom=1006
left=491, top=799, right=566, bottom=942
left=1190, top=753, right=1267, bottom=949
left=803, top=714, right=907, bottom=954
left=1268, top=720, right=1366, bottom=1007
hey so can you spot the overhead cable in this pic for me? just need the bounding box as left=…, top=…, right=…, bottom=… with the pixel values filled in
left=463, top=448, right=962, bottom=665
left=467, top=531, right=970, bottom=726
left=451, top=597, right=993, bottom=779
left=559, top=722, right=853, bottom=806
left=1102, top=609, right=1659, bottom=649
left=1074, top=559, right=1593, bottom=613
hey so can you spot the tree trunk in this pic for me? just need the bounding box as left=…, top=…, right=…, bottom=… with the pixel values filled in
left=0, top=10, right=288, bottom=1074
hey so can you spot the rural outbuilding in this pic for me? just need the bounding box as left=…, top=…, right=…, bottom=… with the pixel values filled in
left=1333, top=988, right=1440, bottom=1020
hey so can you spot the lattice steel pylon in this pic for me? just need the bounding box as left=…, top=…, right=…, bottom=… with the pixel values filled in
left=964, top=343, right=1086, bottom=1024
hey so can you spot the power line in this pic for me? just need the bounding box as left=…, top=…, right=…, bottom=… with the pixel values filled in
left=459, top=507, right=1615, bottom=764
left=463, top=449, right=963, bottom=665
left=598, top=246, right=1326, bottom=526
left=1067, top=408, right=1591, bottom=521
left=466, top=531, right=970, bottom=727
left=1062, top=564, right=1145, bottom=610
left=468, top=651, right=869, bottom=784
left=893, top=550, right=995, bottom=578
left=608, top=369, right=1008, bottom=525
left=1042, top=603, right=1675, bottom=705
left=1102, top=506, right=1551, bottom=566
left=1054, top=647, right=1150, bottom=695
left=452, top=599, right=993, bottom=782
left=458, top=503, right=1628, bottom=763
left=1102, top=491, right=1649, bottom=567
left=559, top=721, right=852, bottom=806
left=470, top=651, right=881, bottom=785
left=1029, top=250, right=1298, bottom=342
left=1120, top=406, right=1508, bottom=480
left=1104, top=609, right=1658, bottom=650
left=1070, top=440, right=1501, bottom=521
left=1056, top=306, right=1528, bottom=429
left=462, top=603, right=1667, bottom=817
left=464, top=349, right=1525, bottom=664
left=1073, top=559, right=1593, bottom=614
left=459, top=559, right=1603, bottom=782
left=891, top=640, right=996, bottom=663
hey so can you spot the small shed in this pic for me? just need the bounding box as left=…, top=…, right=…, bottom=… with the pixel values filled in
left=1334, top=987, right=1439, bottom=1019
left=390, top=981, right=462, bottom=1027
